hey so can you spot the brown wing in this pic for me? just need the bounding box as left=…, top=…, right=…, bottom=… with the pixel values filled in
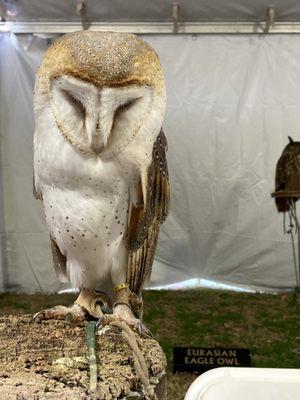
left=126, top=130, right=170, bottom=297
left=50, top=236, right=68, bottom=282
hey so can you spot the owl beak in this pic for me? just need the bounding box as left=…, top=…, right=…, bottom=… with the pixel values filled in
left=91, top=123, right=103, bottom=154
left=86, top=114, right=105, bottom=154
left=91, top=142, right=102, bottom=154
left=91, top=111, right=114, bottom=154
left=85, top=97, right=115, bottom=154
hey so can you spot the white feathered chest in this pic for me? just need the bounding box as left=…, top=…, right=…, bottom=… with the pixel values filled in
left=34, top=99, right=154, bottom=289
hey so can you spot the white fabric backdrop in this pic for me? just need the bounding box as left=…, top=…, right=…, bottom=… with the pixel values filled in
left=0, top=32, right=299, bottom=292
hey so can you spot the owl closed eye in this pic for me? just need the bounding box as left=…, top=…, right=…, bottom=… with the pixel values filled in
left=49, top=75, right=154, bottom=155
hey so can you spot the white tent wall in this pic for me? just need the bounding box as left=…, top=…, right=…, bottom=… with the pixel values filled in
left=0, top=32, right=298, bottom=293
left=0, top=34, right=63, bottom=292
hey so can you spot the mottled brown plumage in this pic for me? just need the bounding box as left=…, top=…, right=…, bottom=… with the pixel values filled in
left=272, top=136, right=300, bottom=212
left=36, top=30, right=164, bottom=98
left=127, top=130, right=169, bottom=313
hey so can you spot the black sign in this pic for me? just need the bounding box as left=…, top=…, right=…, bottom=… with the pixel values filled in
left=173, top=347, right=251, bottom=374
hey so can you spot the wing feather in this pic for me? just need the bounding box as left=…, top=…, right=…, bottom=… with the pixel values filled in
left=33, top=167, right=42, bottom=200
left=50, top=236, right=68, bottom=283
left=126, top=130, right=170, bottom=297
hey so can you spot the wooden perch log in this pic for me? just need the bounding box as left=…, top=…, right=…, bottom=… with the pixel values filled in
left=0, top=315, right=167, bottom=400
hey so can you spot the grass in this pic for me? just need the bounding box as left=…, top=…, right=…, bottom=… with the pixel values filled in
left=0, top=289, right=300, bottom=399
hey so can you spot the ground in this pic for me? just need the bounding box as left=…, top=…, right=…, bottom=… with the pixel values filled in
left=0, top=289, right=299, bottom=399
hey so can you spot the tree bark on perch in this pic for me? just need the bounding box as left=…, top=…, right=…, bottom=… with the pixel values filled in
left=0, top=315, right=167, bottom=400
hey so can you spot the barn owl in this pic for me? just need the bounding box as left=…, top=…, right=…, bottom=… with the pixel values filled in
left=33, top=31, right=169, bottom=331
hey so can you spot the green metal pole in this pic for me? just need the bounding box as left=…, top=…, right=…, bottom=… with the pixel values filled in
left=86, top=320, right=97, bottom=391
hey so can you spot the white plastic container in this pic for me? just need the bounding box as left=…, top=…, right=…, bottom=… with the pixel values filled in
left=185, top=367, right=300, bottom=400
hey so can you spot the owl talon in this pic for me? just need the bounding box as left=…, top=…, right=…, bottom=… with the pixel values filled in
left=109, top=304, right=149, bottom=336
left=96, top=316, right=106, bottom=330
left=64, top=312, right=75, bottom=326
left=32, top=311, right=45, bottom=324
left=135, top=320, right=142, bottom=336
left=134, top=319, right=151, bottom=337
left=32, top=304, right=86, bottom=323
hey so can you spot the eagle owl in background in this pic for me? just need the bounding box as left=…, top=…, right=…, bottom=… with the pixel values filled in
left=273, top=136, right=300, bottom=213
left=33, top=31, right=169, bottom=330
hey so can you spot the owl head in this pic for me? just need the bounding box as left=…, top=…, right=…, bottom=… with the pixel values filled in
left=34, top=31, right=166, bottom=157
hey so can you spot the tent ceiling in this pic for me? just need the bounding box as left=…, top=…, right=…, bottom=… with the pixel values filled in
left=1, top=0, right=300, bottom=23
left=1, top=0, right=300, bottom=34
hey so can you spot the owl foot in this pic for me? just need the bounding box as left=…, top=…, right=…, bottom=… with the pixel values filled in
left=97, top=304, right=149, bottom=336
left=113, top=304, right=143, bottom=333
left=32, top=304, right=87, bottom=324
